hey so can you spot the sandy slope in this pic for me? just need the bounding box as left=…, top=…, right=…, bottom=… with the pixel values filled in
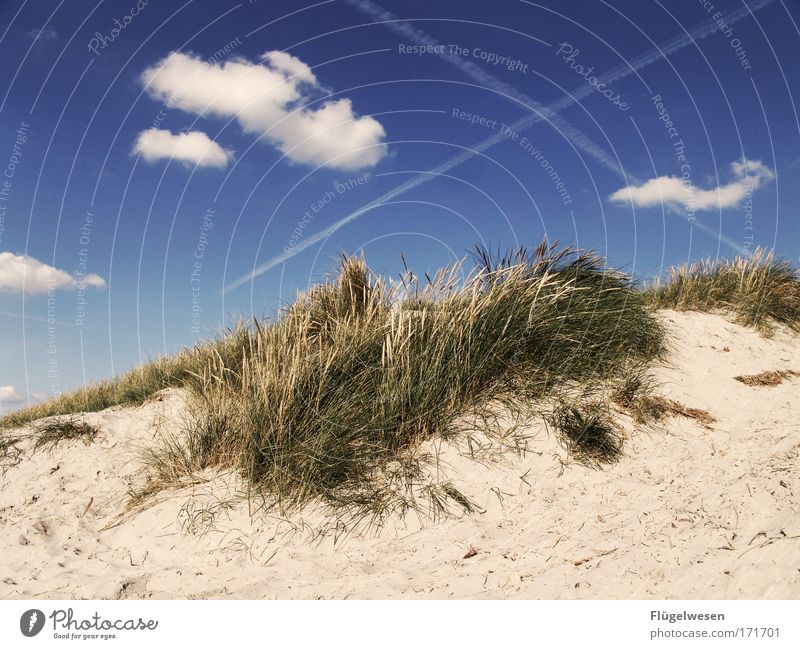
left=1, top=311, right=798, bottom=599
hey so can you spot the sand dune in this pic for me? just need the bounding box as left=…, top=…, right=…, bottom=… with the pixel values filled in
left=1, top=310, right=798, bottom=599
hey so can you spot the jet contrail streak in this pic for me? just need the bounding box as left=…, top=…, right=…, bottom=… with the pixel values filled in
left=345, top=0, right=626, bottom=175
left=224, top=0, right=771, bottom=293
left=344, top=0, right=768, bottom=252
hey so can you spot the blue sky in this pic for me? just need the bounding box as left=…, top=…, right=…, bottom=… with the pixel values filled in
left=1, top=0, right=798, bottom=410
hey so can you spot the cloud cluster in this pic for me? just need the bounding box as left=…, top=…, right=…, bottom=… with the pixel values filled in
left=140, top=51, right=387, bottom=170
left=0, top=385, right=22, bottom=404
left=133, top=128, right=233, bottom=167
left=0, top=252, right=106, bottom=295
left=609, top=159, right=775, bottom=211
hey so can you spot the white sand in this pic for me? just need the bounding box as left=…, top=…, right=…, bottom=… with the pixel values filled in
left=1, top=311, right=798, bottom=599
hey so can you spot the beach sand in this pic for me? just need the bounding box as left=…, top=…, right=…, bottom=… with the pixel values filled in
left=1, top=310, right=798, bottom=599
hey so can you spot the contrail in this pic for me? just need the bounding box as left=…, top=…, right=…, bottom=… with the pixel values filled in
left=346, top=0, right=774, bottom=139
left=224, top=0, right=771, bottom=293
left=345, top=0, right=769, bottom=251
left=344, top=0, right=626, bottom=174
left=0, top=310, right=75, bottom=327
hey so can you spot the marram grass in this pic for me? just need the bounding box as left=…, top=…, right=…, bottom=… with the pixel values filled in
left=4, top=243, right=798, bottom=521
left=0, top=324, right=255, bottom=429
left=645, top=248, right=800, bottom=335
left=127, top=242, right=665, bottom=519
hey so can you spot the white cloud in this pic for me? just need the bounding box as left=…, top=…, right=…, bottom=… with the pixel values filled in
left=140, top=51, right=387, bottom=170
left=609, top=159, right=775, bottom=212
left=133, top=128, right=233, bottom=168
left=0, top=252, right=106, bottom=295
left=0, top=385, right=23, bottom=404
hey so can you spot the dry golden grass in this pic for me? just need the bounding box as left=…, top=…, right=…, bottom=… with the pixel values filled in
left=734, top=369, right=799, bottom=387
left=610, top=367, right=716, bottom=429
left=633, top=396, right=716, bottom=428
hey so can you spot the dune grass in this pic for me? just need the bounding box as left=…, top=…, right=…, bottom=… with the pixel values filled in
left=1, top=241, right=675, bottom=522
left=0, top=418, right=101, bottom=473
left=124, top=242, right=665, bottom=519
left=645, top=248, right=800, bottom=335
left=8, top=243, right=799, bottom=522
left=0, top=325, right=255, bottom=429
left=32, top=417, right=99, bottom=452
left=0, top=435, right=22, bottom=474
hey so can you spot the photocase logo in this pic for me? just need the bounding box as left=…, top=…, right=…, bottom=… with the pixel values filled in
left=20, top=609, right=45, bottom=637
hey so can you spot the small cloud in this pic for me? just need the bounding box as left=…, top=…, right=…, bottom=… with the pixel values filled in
left=0, top=251, right=106, bottom=295
left=29, top=26, right=58, bottom=43
left=0, top=385, right=23, bottom=404
left=133, top=128, right=233, bottom=168
left=140, top=51, right=387, bottom=170
left=609, top=159, right=775, bottom=212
